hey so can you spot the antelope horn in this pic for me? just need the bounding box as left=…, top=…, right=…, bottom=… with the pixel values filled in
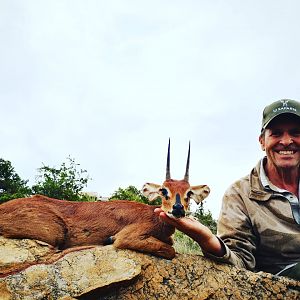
left=166, top=138, right=171, bottom=180
left=184, top=141, right=190, bottom=181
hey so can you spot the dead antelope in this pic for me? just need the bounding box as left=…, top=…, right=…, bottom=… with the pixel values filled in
left=0, top=141, right=210, bottom=259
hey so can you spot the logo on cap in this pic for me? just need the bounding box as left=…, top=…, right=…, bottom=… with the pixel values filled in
left=281, top=100, right=289, bottom=107
left=273, top=100, right=297, bottom=113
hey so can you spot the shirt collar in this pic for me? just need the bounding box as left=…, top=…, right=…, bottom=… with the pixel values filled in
left=259, top=157, right=270, bottom=189
left=259, top=157, right=300, bottom=196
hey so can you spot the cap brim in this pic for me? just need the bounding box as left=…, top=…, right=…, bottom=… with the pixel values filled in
left=262, top=111, right=300, bottom=131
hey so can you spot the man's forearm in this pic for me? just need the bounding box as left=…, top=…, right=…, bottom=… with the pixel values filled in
left=182, top=222, right=226, bottom=257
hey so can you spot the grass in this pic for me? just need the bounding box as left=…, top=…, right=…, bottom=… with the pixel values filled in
left=173, top=230, right=203, bottom=255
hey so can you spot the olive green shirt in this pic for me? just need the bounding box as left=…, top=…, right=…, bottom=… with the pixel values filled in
left=206, top=159, right=300, bottom=274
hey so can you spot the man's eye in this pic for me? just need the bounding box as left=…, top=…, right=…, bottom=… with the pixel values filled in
left=291, top=130, right=300, bottom=136
left=271, top=131, right=281, bottom=137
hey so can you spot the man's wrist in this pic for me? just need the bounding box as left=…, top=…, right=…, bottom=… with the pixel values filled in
left=199, top=234, right=226, bottom=257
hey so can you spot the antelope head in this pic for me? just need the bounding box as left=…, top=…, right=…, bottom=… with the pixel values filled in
left=142, top=140, right=210, bottom=219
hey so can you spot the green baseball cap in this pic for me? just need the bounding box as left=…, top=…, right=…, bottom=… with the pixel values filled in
left=261, top=99, right=300, bottom=131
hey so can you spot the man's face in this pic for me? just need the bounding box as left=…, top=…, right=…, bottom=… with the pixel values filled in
left=259, top=114, right=300, bottom=170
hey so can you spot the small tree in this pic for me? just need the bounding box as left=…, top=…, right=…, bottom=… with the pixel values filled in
left=0, top=158, right=31, bottom=203
left=192, top=202, right=217, bottom=234
left=110, top=185, right=161, bottom=205
left=32, top=156, right=90, bottom=201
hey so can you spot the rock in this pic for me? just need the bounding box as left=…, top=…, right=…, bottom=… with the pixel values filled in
left=0, top=238, right=140, bottom=299
left=0, top=236, right=58, bottom=276
left=0, top=237, right=299, bottom=299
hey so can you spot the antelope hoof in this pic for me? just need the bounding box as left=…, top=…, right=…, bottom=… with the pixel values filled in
left=158, top=246, right=176, bottom=259
left=103, top=236, right=115, bottom=245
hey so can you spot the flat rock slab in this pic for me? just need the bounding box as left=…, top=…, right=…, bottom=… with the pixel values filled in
left=0, top=242, right=141, bottom=300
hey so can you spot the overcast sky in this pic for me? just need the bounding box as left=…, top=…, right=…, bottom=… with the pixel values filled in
left=1, top=1, right=300, bottom=218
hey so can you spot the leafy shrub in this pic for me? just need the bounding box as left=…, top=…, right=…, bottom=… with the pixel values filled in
left=193, top=203, right=217, bottom=234
left=0, top=158, right=31, bottom=203
left=32, top=156, right=90, bottom=201
left=110, top=185, right=161, bottom=205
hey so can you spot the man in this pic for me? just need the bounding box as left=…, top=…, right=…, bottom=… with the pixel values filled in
left=155, top=99, right=300, bottom=280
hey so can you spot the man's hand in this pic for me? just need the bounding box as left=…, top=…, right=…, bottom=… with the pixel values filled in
left=154, top=208, right=225, bottom=257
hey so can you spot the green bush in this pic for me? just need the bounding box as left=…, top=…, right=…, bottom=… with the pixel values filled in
left=193, top=203, right=217, bottom=234
left=32, top=156, right=90, bottom=201
left=0, top=158, right=31, bottom=203
left=110, top=185, right=161, bottom=205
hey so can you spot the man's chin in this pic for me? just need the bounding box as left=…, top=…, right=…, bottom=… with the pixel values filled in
left=275, top=155, right=300, bottom=168
left=276, top=162, right=300, bottom=169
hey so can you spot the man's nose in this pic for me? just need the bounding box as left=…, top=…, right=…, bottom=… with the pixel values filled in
left=280, top=133, right=293, bottom=145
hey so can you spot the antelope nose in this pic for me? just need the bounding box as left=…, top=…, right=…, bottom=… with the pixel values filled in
left=172, top=194, right=185, bottom=218
left=172, top=203, right=185, bottom=218
left=173, top=203, right=184, bottom=210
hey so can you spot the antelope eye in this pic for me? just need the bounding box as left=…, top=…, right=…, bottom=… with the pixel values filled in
left=160, top=188, right=168, bottom=197
left=187, top=191, right=193, bottom=198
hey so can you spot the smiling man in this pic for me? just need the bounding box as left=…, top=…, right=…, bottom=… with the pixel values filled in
left=259, top=113, right=300, bottom=193
left=155, top=99, right=300, bottom=280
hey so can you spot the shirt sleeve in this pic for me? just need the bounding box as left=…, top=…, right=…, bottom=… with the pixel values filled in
left=204, top=183, right=257, bottom=271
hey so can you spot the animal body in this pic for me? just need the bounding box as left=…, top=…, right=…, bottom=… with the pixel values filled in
left=0, top=141, right=210, bottom=259
left=0, top=195, right=176, bottom=258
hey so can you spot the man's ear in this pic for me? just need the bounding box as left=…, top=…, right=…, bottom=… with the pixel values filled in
left=142, top=183, right=162, bottom=201
left=188, top=185, right=210, bottom=204
left=259, top=135, right=265, bottom=151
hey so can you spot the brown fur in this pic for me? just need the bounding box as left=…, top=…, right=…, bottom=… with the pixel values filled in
left=0, top=195, right=175, bottom=259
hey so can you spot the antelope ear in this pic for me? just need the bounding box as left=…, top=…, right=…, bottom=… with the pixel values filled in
left=142, top=183, right=162, bottom=202
left=189, top=185, right=210, bottom=204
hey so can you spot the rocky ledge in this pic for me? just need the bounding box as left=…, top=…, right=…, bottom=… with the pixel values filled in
left=0, top=236, right=299, bottom=299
